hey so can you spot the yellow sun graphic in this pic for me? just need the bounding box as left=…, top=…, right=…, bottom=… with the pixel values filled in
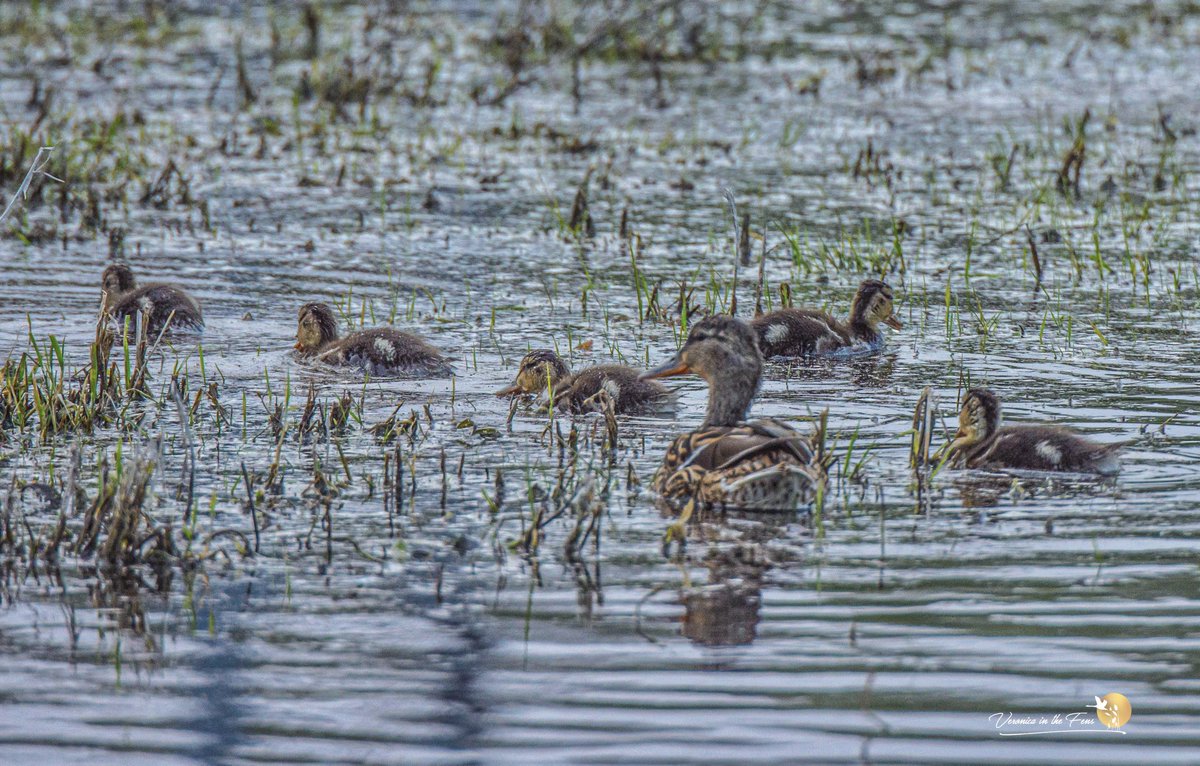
left=1088, top=693, right=1132, bottom=729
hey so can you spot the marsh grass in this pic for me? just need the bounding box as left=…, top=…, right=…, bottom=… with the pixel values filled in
left=0, top=4, right=1198, bottom=731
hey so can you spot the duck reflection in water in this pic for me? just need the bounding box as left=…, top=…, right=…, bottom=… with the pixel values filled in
left=679, top=542, right=772, bottom=647
left=953, top=473, right=1117, bottom=510
left=762, top=350, right=896, bottom=391
left=848, top=352, right=896, bottom=388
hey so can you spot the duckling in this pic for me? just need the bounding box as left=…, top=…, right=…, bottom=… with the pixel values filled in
left=751, top=279, right=900, bottom=358
left=641, top=315, right=827, bottom=510
left=947, top=388, right=1124, bottom=475
left=101, top=263, right=203, bottom=335
left=295, top=302, right=450, bottom=376
left=495, top=349, right=672, bottom=414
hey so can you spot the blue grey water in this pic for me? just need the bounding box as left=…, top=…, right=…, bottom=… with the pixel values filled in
left=0, top=1, right=1198, bottom=763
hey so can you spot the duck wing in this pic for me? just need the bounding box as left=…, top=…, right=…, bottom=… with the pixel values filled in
left=752, top=309, right=850, bottom=357
left=112, top=284, right=203, bottom=333
left=553, top=364, right=670, bottom=413
left=317, top=328, right=449, bottom=375
left=674, top=419, right=818, bottom=472
left=655, top=419, right=825, bottom=510
left=972, top=425, right=1125, bottom=474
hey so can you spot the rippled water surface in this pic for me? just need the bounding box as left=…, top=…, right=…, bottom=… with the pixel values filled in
left=2, top=1, right=1200, bottom=763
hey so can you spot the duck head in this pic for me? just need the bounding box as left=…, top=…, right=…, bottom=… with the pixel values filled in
left=101, top=263, right=137, bottom=306
left=949, top=387, right=1001, bottom=456
left=495, top=349, right=571, bottom=397
left=295, top=302, right=339, bottom=354
left=849, top=279, right=902, bottom=333
left=641, top=314, right=762, bottom=427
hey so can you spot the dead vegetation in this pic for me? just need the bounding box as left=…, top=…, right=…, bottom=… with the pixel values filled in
left=0, top=2, right=1195, bottom=703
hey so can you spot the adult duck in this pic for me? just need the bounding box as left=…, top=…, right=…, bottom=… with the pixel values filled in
left=641, top=315, right=827, bottom=510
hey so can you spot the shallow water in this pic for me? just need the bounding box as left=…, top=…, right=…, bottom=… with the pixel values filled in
left=2, top=1, right=1200, bottom=763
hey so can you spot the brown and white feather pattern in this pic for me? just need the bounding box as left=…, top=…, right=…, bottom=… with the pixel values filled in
left=751, top=279, right=898, bottom=358
left=102, top=263, right=204, bottom=336
left=752, top=309, right=854, bottom=357
left=315, top=328, right=450, bottom=377
left=108, top=284, right=204, bottom=335
left=654, top=418, right=825, bottom=510
left=958, top=425, right=1124, bottom=475
left=554, top=364, right=672, bottom=414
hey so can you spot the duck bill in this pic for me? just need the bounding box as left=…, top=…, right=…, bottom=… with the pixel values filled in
left=884, top=315, right=903, bottom=330
left=947, top=426, right=975, bottom=455
left=494, top=383, right=523, bottom=397
left=639, top=356, right=691, bottom=380
left=293, top=340, right=304, bottom=351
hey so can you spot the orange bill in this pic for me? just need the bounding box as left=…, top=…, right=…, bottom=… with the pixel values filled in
left=494, top=383, right=523, bottom=397
left=640, top=357, right=691, bottom=380
left=884, top=315, right=903, bottom=330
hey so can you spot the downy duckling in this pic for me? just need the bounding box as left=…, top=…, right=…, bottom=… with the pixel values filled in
left=751, top=279, right=900, bottom=357
left=947, top=388, right=1124, bottom=475
left=496, top=349, right=672, bottom=414
left=295, top=302, right=450, bottom=376
left=641, top=315, right=827, bottom=510
left=101, top=263, right=203, bottom=335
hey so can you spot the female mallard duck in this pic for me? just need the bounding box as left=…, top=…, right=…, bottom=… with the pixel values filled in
left=495, top=349, right=672, bottom=414
left=640, top=315, right=826, bottom=510
left=295, top=302, right=450, bottom=376
left=947, top=388, right=1124, bottom=475
left=101, top=263, right=203, bottom=335
left=751, top=279, right=900, bottom=358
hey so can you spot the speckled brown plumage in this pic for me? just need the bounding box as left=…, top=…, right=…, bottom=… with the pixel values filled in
left=496, top=350, right=672, bottom=414
left=555, top=364, right=673, bottom=413
left=751, top=279, right=900, bottom=358
left=295, top=302, right=449, bottom=377
left=101, top=263, right=203, bottom=336
left=949, top=388, right=1124, bottom=475
left=653, top=418, right=824, bottom=510
left=642, top=314, right=827, bottom=511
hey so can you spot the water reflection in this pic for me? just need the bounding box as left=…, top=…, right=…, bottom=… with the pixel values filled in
left=571, top=558, right=604, bottom=624
left=674, top=509, right=799, bottom=648
left=849, top=352, right=897, bottom=388
left=679, top=542, right=768, bottom=647
left=2, top=0, right=1200, bottom=763
left=951, top=472, right=1120, bottom=508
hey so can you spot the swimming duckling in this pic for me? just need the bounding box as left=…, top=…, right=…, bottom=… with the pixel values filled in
left=947, top=388, right=1124, bottom=475
left=101, top=263, right=203, bottom=335
left=641, top=315, right=826, bottom=510
left=495, top=349, right=672, bottom=414
left=295, top=302, right=450, bottom=376
left=751, top=279, right=900, bottom=358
